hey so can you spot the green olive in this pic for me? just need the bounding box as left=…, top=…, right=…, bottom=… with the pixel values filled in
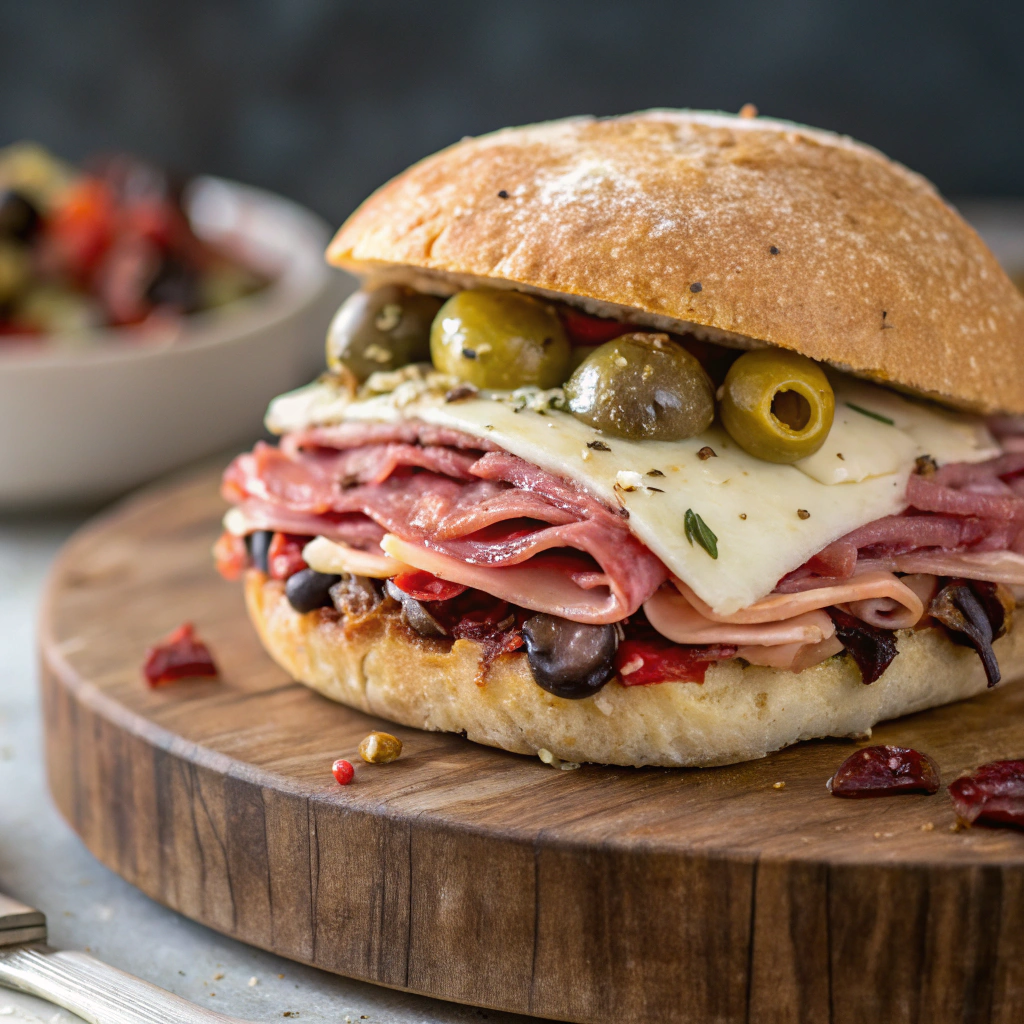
left=326, top=285, right=444, bottom=381
left=430, top=289, right=570, bottom=389
left=569, top=344, right=601, bottom=372
left=719, top=348, right=835, bottom=463
left=564, top=333, right=715, bottom=441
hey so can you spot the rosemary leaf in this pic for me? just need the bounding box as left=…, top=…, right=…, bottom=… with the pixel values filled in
left=684, top=509, right=719, bottom=559
left=846, top=402, right=895, bottom=426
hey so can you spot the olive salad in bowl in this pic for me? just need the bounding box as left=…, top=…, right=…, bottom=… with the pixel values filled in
left=0, top=143, right=343, bottom=507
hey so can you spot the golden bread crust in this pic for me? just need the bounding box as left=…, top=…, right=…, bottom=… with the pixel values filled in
left=246, top=573, right=1024, bottom=767
left=327, top=110, right=1024, bottom=414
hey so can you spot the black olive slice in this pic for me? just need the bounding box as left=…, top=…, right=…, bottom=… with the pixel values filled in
left=522, top=614, right=618, bottom=699
left=286, top=569, right=341, bottom=613
left=246, top=530, right=273, bottom=574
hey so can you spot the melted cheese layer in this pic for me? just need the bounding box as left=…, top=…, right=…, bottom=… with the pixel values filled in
left=268, top=372, right=998, bottom=615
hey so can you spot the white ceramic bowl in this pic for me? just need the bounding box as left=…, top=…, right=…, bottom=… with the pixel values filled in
left=0, top=177, right=351, bottom=508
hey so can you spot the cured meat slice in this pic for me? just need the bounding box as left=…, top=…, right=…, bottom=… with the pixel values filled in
left=735, top=636, right=844, bottom=672
left=672, top=571, right=924, bottom=627
left=644, top=585, right=836, bottom=646
left=381, top=533, right=640, bottom=622
left=225, top=427, right=669, bottom=622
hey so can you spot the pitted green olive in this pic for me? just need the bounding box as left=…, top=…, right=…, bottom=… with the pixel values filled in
left=564, top=333, right=715, bottom=441
left=326, top=285, right=443, bottom=381
left=429, top=289, right=570, bottom=389
left=719, top=349, right=835, bottom=462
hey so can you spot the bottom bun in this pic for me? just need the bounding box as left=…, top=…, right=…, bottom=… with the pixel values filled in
left=246, top=573, right=1024, bottom=768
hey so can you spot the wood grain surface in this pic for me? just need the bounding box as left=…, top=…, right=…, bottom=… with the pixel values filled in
left=38, top=466, right=1024, bottom=1024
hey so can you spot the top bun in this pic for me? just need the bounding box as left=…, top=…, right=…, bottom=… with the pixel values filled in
left=327, top=110, right=1024, bottom=414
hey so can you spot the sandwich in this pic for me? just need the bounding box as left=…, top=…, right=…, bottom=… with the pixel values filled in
left=214, top=110, right=1024, bottom=767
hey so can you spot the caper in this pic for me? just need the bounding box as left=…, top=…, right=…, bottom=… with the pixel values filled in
left=430, top=288, right=570, bottom=389
left=326, top=285, right=443, bottom=381
left=719, top=349, right=835, bottom=463
left=564, top=333, right=714, bottom=441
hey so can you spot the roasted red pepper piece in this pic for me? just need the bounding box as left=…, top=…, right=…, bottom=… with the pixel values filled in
left=213, top=530, right=247, bottom=581
left=829, top=745, right=940, bottom=798
left=392, top=570, right=468, bottom=602
left=41, top=178, right=117, bottom=283
left=143, top=622, right=218, bottom=687
left=615, top=637, right=737, bottom=686
left=267, top=532, right=308, bottom=580
left=948, top=760, right=1024, bottom=828
left=560, top=309, right=630, bottom=345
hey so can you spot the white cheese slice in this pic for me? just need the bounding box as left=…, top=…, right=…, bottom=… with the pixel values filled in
left=266, top=372, right=999, bottom=616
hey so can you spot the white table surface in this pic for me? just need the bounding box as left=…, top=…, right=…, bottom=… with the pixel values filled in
left=0, top=509, right=537, bottom=1024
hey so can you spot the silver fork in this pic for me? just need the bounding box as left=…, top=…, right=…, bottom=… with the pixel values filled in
left=0, top=891, right=257, bottom=1023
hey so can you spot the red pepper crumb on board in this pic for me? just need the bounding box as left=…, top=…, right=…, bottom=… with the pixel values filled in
left=332, top=758, right=355, bottom=785
left=143, top=622, right=218, bottom=687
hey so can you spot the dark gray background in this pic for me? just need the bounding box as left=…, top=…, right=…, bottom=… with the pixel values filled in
left=1, top=0, right=1021, bottom=224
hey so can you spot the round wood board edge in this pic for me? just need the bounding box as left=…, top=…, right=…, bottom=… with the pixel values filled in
left=37, top=465, right=1024, bottom=1024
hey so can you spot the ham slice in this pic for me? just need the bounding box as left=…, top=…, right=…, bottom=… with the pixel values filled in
left=642, top=570, right=927, bottom=652
left=226, top=500, right=387, bottom=549
left=889, top=549, right=1024, bottom=585
left=672, top=571, right=925, bottom=628
left=846, top=572, right=937, bottom=629
left=381, top=533, right=639, bottom=623
left=644, top=585, right=836, bottom=645
left=736, top=636, right=845, bottom=672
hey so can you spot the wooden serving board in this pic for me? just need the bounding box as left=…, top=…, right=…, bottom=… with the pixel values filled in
left=39, top=466, right=1024, bottom=1024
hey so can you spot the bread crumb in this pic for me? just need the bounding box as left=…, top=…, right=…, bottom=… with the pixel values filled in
left=739, top=103, right=758, bottom=119
left=537, top=748, right=580, bottom=771
left=213, top=973, right=224, bottom=981
left=772, top=781, right=786, bottom=790
left=920, top=822, right=935, bottom=831
left=249, top=977, right=259, bottom=987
